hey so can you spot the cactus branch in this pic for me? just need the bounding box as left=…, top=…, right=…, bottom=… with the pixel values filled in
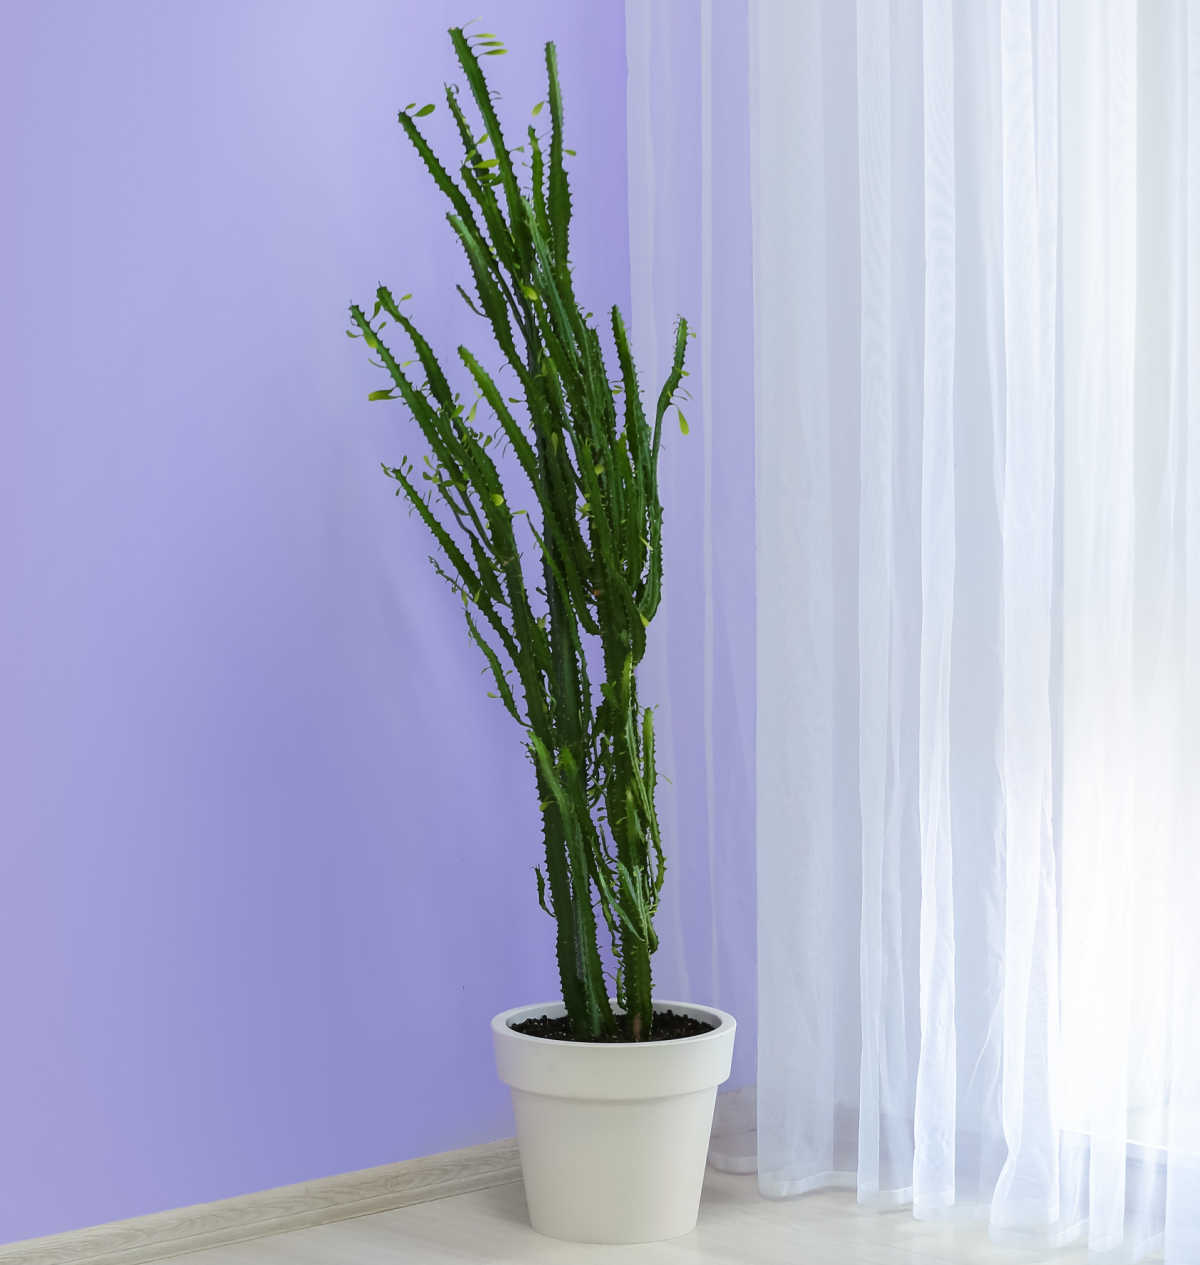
left=349, top=28, right=689, bottom=1041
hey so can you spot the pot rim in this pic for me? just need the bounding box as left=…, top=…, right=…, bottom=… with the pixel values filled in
left=491, top=998, right=735, bottom=1048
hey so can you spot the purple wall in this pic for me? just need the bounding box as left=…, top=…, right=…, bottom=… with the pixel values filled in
left=0, top=1, right=629, bottom=1243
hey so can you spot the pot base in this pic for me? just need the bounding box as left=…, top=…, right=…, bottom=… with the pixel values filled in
left=513, top=1085, right=718, bottom=1243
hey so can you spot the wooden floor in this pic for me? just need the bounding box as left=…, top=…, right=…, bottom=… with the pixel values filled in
left=175, top=1169, right=1098, bottom=1265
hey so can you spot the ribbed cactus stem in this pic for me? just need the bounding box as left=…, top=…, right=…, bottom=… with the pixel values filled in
left=348, top=27, right=689, bottom=1042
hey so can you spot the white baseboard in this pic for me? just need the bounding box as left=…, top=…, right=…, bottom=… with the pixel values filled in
left=3, top=1138, right=521, bottom=1265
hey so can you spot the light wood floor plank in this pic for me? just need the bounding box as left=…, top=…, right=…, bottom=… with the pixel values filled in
left=168, top=1171, right=1103, bottom=1265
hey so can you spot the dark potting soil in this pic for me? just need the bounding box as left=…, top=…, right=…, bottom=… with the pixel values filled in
left=509, top=1008, right=715, bottom=1043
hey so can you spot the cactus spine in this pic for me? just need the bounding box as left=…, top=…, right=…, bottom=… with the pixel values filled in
left=347, top=28, right=688, bottom=1041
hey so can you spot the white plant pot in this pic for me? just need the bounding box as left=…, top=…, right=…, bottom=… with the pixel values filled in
left=492, top=999, right=736, bottom=1244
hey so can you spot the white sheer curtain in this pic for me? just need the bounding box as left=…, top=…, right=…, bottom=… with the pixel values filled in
left=624, top=0, right=759, bottom=1126
left=627, top=0, right=1200, bottom=1258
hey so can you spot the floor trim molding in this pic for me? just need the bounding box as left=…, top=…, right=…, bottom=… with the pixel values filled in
left=3, top=1139, right=522, bottom=1265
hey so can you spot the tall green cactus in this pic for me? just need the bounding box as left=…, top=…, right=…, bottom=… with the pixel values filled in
left=347, top=28, right=688, bottom=1041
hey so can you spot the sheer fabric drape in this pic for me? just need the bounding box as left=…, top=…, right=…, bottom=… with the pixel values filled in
left=623, top=0, right=759, bottom=1133
left=627, top=0, right=1200, bottom=1257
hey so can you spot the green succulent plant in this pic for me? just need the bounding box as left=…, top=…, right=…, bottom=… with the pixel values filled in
left=347, top=27, right=688, bottom=1041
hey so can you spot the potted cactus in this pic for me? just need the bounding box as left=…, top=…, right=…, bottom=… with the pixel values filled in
left=347, top=27, right=734, bottom=1244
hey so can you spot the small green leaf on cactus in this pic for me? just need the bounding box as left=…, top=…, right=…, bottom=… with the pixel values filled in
left=415, top=103, right=436, bottom=117
left=535, top=866, right=553, bottom=915
left=368, top=389, right=395, bottom=401
left=677, top=407, right=689, bottom=434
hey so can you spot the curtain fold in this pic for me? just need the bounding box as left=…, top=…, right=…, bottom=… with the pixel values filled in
left=914, top=0, right=958, bottom=1216
left=624, top=0, right=759, bottom=1158
left=995, top=0, right=1061, bottom=1230
left=628, top=1, right=1200, bottom=1259
left=748, top=0, right=844, bottom=1194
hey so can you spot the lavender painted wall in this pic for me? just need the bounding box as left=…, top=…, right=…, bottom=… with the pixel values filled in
left=0, top=1, right=629, bottom=1243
